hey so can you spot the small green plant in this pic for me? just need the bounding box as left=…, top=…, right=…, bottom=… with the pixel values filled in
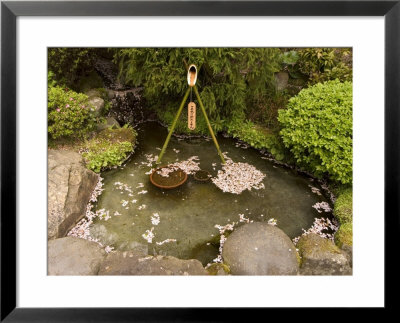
left=82, top=127, right=137, bottom=173
left=48, top=86, right=97, bottom=140
left=83, top=141, right=133, bottom=173
left=278, top=80, right=353, bottom=184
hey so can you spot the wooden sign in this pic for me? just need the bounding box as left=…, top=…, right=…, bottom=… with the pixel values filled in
left=188, top=102, right=196, bottom=130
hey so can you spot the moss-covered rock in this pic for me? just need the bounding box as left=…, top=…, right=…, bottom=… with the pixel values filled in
left=82, top=126, right=137, bottom=173
left=97, top=127, right=136, bottom=144
left=334, top=188, right=352, bottom=224
left=96, top=117, right=121, bottom=132
left=206, top=263, right=230, bottom=275
left=335, top=222, right=353, bottom=248
left=297, top=233, right=351, bottom=275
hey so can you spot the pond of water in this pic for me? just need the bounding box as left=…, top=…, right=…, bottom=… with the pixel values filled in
left=90, top=122, right=333, bottom=265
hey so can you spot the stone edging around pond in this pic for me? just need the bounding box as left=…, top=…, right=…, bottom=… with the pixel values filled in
left=48, top=147, right=352, bottom=276
left=48, top=226, right=352, bottom=276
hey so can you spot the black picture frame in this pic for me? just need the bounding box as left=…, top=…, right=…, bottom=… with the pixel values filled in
left=1, top=0, right=398, bottom=321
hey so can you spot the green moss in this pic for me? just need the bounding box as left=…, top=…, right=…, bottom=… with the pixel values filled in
left=334, top=188, right=352, bottom=224
left=206, top=263, right=230, bottom=275
left=295, top=250, right=302, bottom=267
left=97, top=127, right=136, bottom=144
left=82, top=126, right=137, bottom=173
left=297, top=233, right=341, bottom=257
left=335, top=222, right=353, bottom=247
left=226, top=119, right=291, bottom=162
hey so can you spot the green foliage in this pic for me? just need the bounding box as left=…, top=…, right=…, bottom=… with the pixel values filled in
left=225, top=119, right=289, bottom=161
left=335, top=222, right=353, bottom=247
left=297, top=48, right=352, bottom=84
left=334, top=187, right=353, bottom=224
left=278, top=80, right=353, bottom=184
left=76, top=71, right=105, bottom=93
left=82, top=127, right=137, bottom=173
left=48, top=48, right=97, bottom=88
left=48, top=86, right=97, bottom=140
left=114, top=48, right=281, bottom=135
left=281, top=50, right=300, bottom=66
left=84, top=141, right=133, bottom=173
left=48, top=71, right=57, bottom=88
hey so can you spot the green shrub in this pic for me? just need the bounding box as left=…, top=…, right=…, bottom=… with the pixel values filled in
left=334, top=188, right=353, bottom=224
left=335, top=222, right=352, bottom=247
left=298, top=48, right=352, bottom=84
left=48, top=71, right=57, bottom=88
left=48, top=86, right=97, bottom=140
left=226, top=119, right=289, bottom=161
left=48, top=48, right=97, bottom=88
left=278, top=80, right=352, bottom=184
left=82, top=127, right=137, bottom=173
left=114, top=48, right=281, bottom=136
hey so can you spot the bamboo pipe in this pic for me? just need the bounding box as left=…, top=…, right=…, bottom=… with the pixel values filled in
left=193, top=85, right=226, bottom=164
left=156, top=88, right=191, bottom=164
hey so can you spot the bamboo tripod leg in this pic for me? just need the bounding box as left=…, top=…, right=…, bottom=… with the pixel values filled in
left=156, top=88, right=191, bottom=164
left=193, top=85, right=226, bottom=164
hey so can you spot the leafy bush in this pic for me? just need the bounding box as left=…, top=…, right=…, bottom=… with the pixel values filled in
left=48, top=86, right=97, bottom=140
left=82, top=127, right=137, bottom=173
left=278, top=48, right=352, bottom=85
left=225, top=119, right=289, bottom=161
left=298, top=48, right=352, bottom=84
left=278, top=80, right=352, bottom=184
left=114, top=48, right=281, bottom=135
left=48, top=48, right=97, bottom=87
left=333, top=187, right=353, bottom=224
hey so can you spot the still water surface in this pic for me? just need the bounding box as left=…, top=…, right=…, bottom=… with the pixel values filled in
left=91, top=122, right=332, bottom=265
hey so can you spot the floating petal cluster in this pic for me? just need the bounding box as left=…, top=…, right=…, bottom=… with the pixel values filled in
left=292, top=217, right=339, bottom=244
left=171, top=156, right=201, bottom=175
left=142, top=227, right=155, bottom=243
left=312, top=201, right=332, bottom=213
left=114, top=181, right=133, bottom=194
left=211, top=154, right=265, bottom=194
left=142, top=153, right=158, bottom=167
left=267, top=218, right=278, bottom=226
left=67, top=177, right=114, bottom=253
left=151, top=213, right=160, bottom=225
left=146, top=156, right=200, bottom=177
left=308, top=185, right=322, bottom=196
left=213, top=222, right=237, bottom=263
left=156, top=239, right=177, bottom=246
left=239, top=213, right=251, bottom=223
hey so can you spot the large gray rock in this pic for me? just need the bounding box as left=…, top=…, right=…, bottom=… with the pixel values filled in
left=297, top=233, right=352, bottom=275
left=48, top=150, right=98, bottom=240
left=222, top=222, right=299, bottom=275
left=48, top=237, right=106, bottom=275
left=98, top=251, right=207, bottom=275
